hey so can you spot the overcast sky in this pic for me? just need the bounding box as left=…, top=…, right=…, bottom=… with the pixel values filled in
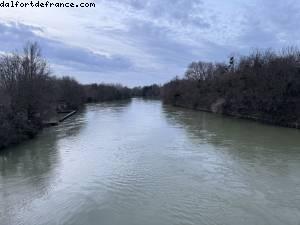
left=0, top=0, right=299, bottom=86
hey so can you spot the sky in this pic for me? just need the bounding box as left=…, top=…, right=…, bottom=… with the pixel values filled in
left=0, top=0, right=300, bottom=87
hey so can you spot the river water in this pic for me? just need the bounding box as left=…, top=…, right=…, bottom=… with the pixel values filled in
left=1, top=98, right=300, bottom=225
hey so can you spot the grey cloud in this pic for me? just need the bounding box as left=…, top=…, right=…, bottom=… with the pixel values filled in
left=109, top=0, right=210, bottom=28
left=236, top=0, right=300, bottom=51
left=0, top=22, right=133, bottom=73
left=3, top=0, right=300, bottom=86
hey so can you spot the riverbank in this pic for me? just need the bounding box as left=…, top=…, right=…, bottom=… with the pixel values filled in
left=168, top=101, right=300, bottom=129
left=43, top=110, right=77, bottom=127
left=0, top=44, right=134, bottom=150
left=0, top=110, right=78, bottom=150
left=162, top=48, right=300, bottom=130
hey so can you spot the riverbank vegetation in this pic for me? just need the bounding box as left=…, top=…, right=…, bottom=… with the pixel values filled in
left=162, top=48, right=300, bottom=128
left=0, top=43, right=133, bottom=149
left=3, top=42, right=300, bottom=149
left=131, top=84, right=161, bottom=98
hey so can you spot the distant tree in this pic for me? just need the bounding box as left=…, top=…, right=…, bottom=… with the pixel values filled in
left=131, top=87, right=143, bottom=97
left=141, top=84, right=161, bottom=98
left=56, top=76, right=85, bottom=110
left=83, top=83, right=131, bottom=102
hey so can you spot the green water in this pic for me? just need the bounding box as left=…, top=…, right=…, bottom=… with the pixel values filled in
left=1, top=98, right=300, bottom=225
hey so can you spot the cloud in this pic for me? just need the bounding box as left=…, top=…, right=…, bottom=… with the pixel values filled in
left=1, top=0, right=300, bottom=86
left=109, top=0, right=210, bottom=28
left=0, top=21, right=133, bottom=73
left=235, top=0, right=300, bottom=50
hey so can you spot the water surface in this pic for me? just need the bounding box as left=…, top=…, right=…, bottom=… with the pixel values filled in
left=1, top=99, right=300, bottom=225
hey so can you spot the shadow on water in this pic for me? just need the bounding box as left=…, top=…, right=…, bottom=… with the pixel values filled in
left=0, top=106, right=87, bottom=223
left=163, top=105, right=300, bottom=176
left=0, top=99, right=132, bottom=197
left=0, top=132, right=57, bottom=178
left=163, top=104, right=300, bottom=151
left=161, top=104, right=300, bottom=225
left=0, top=127, right=60, bottom=222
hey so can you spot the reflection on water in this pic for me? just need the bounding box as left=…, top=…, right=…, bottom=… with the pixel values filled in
left=1, top=99, right=300, bottom=225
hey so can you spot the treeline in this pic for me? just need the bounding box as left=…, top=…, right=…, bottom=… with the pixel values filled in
left=0, top=43, right=134, bottom=149
left=131, top=84, right=161, bottom=98
left=162, top=48, right=300, bottom=128
left=84, top=83, right=131, bottom=102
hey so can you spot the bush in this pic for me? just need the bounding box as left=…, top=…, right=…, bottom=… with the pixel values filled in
left=162, top=48, right=300, bottom=126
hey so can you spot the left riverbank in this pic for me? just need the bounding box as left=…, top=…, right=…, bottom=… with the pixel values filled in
left=0, top=43, right=162, bottom=150
left=0, top=43, right=133, bottom=150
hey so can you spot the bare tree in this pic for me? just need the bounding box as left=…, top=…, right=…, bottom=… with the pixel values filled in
left=185, top=61, right=214, bottom=81
left=0, top=42, right=53, bottom=121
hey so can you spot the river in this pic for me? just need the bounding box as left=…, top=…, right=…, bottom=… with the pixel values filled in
left=1, top=98, right=300, bottom=225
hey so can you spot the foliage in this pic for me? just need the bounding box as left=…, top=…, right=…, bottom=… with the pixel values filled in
left=162, top=48, right=300, bottom=127
left=131, top=84, right=161, bottom=98
left=84, top=83, right=131, bottom=102
left=0, top=43, right=133, bottom=149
